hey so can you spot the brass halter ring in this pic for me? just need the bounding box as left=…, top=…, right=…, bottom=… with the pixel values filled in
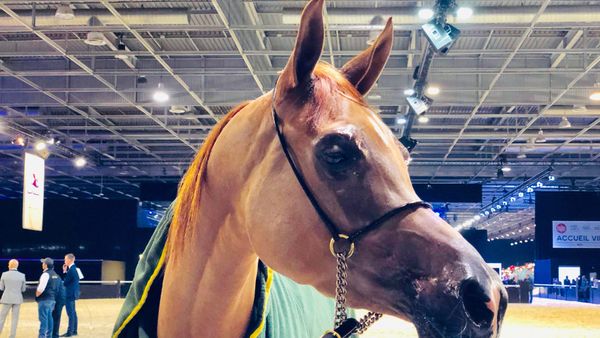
left=329, top=234, right=355, bottom=258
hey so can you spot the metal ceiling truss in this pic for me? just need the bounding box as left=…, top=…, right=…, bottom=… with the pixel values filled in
left=0, top=1, right=599, bottom=240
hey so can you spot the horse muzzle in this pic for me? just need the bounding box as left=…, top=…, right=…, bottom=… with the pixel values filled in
left=411, top=276, right=508, bottom=338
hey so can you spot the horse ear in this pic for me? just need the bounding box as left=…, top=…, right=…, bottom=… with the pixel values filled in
left=341, top=17, right=394, bottom=95
left=276, top=0, right=325, bottom=95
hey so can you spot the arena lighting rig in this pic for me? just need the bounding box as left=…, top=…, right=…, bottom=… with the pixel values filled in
left=402, top=0, right=465, bottom=143
left=456, top=167, right=555, bottom=234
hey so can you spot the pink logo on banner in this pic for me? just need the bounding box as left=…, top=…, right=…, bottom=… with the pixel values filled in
left=32, top=174, right=39, bottom=188
left=556, top=223, right=567, bottom=234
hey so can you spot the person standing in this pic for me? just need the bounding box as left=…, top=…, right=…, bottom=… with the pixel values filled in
left=0, top=259, right=27, bottom=338
left=36, top=258, right=60, bottom=338
left=61, top=254, right=80, bottom=337
left=52, top=274, right=66, bottom=338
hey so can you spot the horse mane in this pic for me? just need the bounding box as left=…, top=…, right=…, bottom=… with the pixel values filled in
left=167, top=101, right=249, bottom=255
left=166, top=62, right=365, bottom=256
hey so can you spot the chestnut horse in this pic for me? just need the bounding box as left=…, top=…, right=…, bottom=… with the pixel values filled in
left=149, top=0, right=507, bottom=337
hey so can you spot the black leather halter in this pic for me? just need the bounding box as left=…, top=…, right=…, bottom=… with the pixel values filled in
left=272, top=93, right=431, bottom=256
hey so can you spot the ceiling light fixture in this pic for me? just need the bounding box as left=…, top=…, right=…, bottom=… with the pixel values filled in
left=417, top=115, right=429, bottom=123
left=153, top=82, right=169, bottom=103
left=558, top=116, right=571, bottom=129
left=85, top=31, right=107, bottom=46
left=396, top=116, right=407, bottom=125
left=12, top=135, right=26, bottom=146
left=403, top=88, right=415, bottom=96
left=418, top=8, right=434, bottom=20
left=55, top=4, right=75, bottom=20
left=73, top=157, right=87, bottom=168
left=34, top=141, right=47, bottom=151
left=426, top=86, right=440, bottom=96
left=456, top=7, right=473, bottom=20
left=169, top=105, right=189, bottom=114
left=366, top=15, right=385, bottom=45
left=535, top=129, right=546, bottom=143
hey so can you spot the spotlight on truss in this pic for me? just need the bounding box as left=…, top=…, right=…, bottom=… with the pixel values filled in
left=422, top=19, right=461, bottom=55
left=406, top=95, right=433, bottom=115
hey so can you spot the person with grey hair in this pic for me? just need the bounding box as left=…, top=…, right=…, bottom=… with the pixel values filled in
left=0, top=259, right=27, bottom=338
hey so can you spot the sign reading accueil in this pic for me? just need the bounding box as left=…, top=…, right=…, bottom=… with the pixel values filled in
left=552, top=220, right=600, bottom=249
left=23, top=152, right=45, bottom=231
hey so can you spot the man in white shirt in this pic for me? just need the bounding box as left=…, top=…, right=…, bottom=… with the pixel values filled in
left=0, top=259, right=27, bottom=338
left=36, top=258, right=59, bottom=338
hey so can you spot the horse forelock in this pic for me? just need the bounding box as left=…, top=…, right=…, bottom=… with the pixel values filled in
left=307, top=62, right=367, bottom=130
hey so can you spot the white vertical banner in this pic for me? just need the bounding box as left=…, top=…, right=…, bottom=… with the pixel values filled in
left=23, top=152, right=45, bottom=231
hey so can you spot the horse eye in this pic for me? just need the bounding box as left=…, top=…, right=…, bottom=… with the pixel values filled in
left=315, top=134, right=362, bottom=173
left=321, top=145, right=346, bottom=164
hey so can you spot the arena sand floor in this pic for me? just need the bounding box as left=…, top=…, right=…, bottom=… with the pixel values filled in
left=0, top=298, right=598, bottom=337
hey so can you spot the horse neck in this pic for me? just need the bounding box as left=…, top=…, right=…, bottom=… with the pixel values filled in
left=158, top=97, right=273, bottom=337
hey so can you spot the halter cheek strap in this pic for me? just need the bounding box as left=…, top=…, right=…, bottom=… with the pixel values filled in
left=272, top=98, right=431, bottom=255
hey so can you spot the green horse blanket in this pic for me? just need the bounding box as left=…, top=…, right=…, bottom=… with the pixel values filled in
left=113, top=203, right=338, bottom=338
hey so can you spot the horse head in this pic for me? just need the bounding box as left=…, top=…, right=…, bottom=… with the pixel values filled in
left=243, top=0, right=507, bottom=337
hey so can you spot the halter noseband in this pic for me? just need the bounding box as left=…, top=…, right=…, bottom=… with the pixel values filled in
left=271, top=91, right=431, bottom=257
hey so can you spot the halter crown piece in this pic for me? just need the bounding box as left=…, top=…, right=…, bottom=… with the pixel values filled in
left=272, top=86, right=431, bottom=338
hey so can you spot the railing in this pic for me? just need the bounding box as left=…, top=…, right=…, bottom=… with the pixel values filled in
left=534, top=284, right=599, bottom=304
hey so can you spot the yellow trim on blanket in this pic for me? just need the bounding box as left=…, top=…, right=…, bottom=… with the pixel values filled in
left=112, top=244, right=169, bottom=338
left=249, top=267, right=274, bottom=338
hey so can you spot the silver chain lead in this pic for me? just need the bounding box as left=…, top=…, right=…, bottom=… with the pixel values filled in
left=334, top=253, right=349, bottom=327
left=332, top=252, right=382, bottom=335
left=356, top=312, right=383, bottom=334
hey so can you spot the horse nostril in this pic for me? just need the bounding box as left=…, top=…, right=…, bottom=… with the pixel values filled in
left=460, top=278, right=494, bottom=329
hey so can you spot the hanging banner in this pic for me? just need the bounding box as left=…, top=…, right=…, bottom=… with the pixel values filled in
left=552, top=220, right=600, bottom=249
left=23, top=152, right=45, bottom=231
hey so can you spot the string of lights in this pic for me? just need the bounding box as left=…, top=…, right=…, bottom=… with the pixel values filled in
left=455, top=167, right=555, bottom=241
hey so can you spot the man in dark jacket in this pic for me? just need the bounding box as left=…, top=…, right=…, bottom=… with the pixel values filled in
left=61, top=253, right=80, bottom=337
left=36, top=258, right=60, bottom=338
left=52, top=275, right=66, bottom=338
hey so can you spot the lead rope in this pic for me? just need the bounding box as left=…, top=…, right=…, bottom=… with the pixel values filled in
left=324, top=252, right=382, bottom=337
left=334, top=253, right=349, bottom=327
